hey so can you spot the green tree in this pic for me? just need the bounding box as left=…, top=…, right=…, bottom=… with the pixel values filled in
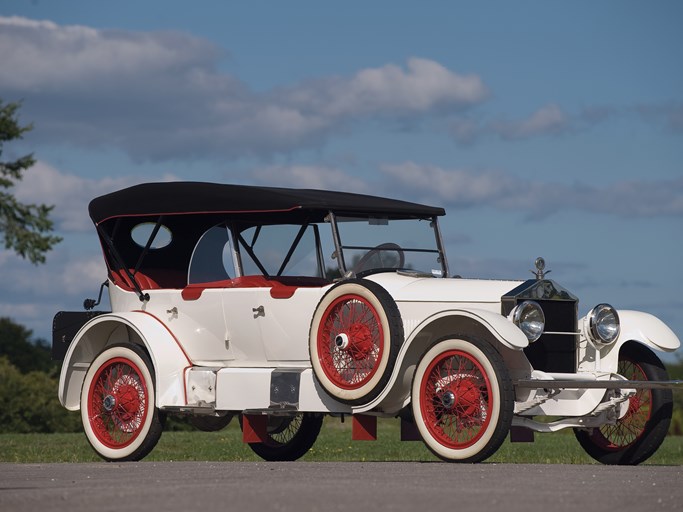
left=0, top=318, right=82, bottom=433
left=0, top=357, right=82, bottom=433
left=0, top=317, right=56, bottom=374
left=1, top=99, right=61, bottom=264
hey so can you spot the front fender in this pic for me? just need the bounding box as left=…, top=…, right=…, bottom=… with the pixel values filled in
left=586, top=310, right=681, bottom=373
left=429, top=307, right=529, bottom=350
left=616, top=310, right=680, bottom=352
left=353, top=307, right=528, bottom=414
left=58, top=311, right=191, bottom=411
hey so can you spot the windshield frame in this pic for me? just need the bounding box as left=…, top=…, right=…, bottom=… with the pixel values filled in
left=328, top=212, right=450, bottom=278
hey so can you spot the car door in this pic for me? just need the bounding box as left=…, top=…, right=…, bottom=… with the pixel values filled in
left=222, top=283, right=327, bottom=364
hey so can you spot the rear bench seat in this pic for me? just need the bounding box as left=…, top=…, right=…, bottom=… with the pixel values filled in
left=181, top=275, right=330, bottom=301
left=110, top=268, right=187, bottom=290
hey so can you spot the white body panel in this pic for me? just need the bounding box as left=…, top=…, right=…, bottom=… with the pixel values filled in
left=221, top=287, right=327, bottom=363
left=214, top=368, right=351, bottom=413
left=373, top=273, right=523, bottom=305
left=110, top=283, right=330, bottom=366
left=58, top=311, right=191, bottom=410
left=369, top=273, right=530, bottom=351
left=64, top=271, right=679, bottom=424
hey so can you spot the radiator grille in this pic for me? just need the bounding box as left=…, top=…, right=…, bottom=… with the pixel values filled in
left=523, top=299, right=578, bottom=373
left=501, top=279, right=579, bottom=374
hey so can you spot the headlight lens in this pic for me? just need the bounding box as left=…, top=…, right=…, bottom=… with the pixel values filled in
left=588, top=303, right=620, bottom=345
left=511, top=301, right=545, bottom=342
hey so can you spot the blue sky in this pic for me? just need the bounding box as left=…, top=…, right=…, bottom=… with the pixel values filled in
left=1, top=1, right=681, bottom=360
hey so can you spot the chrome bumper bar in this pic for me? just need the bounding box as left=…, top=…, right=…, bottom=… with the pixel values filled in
left=513, top=379, right=683, bottom=390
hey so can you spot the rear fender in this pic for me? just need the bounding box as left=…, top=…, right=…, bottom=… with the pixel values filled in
left=58, top=311, right=191, bottom=410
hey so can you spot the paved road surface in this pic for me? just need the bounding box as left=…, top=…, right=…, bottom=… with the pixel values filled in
left=1, top=462, right=681, bottom=512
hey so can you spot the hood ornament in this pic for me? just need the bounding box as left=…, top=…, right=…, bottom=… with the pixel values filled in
left=532, top=257, right=551, bottom=280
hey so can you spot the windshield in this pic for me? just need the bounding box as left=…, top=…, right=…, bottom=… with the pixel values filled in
left=334, top=215, right=446, bottom=276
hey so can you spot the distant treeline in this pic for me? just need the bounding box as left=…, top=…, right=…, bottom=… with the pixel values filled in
left=0, top=318, right=81, bottom=433
left=1, top=316, right=681, bottom=434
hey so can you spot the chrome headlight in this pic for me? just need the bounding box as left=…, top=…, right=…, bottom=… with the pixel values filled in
left=511, top=300, right=545, bottom=342
left=587, top=303, right=620, bottom=345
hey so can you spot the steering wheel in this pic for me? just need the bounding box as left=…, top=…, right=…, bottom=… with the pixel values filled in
left=351, top=243, right=405, bottom=274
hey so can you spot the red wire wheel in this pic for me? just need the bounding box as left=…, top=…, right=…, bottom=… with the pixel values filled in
left=574, top=342, right=673, bottom=465
left=309, top=279, right=402, bottom=405
left=81, top=344, right=164, bottom=461
left=412, top=337, right=513, bottom=462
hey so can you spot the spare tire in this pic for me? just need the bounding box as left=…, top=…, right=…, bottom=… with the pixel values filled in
left=309, top=279, right=403, bottom=406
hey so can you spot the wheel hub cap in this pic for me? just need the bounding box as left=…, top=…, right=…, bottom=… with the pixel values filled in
left=103, top=395, right=116, bottom=412
left=441, top=391, right=456, bottom=408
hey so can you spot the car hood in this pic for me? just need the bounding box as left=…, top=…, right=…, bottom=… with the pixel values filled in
left=366, top=272, right=524, bottom=304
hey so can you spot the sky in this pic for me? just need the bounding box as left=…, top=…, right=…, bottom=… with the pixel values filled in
left=1, top=1, right=682, bottom=360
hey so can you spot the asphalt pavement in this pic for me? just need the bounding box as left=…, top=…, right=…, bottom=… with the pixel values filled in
left=1, top=462, right=681, bottom=512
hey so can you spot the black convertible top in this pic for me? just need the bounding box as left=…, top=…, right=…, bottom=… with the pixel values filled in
left=88, top=182, right=445, bottom=224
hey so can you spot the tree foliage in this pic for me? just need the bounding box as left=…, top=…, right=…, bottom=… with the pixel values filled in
left=0, top=317, right=56, bottom=374
left=0, top=317, right=81, bottom=433
left=0, top=357, right=82, bottom=433
left=0, top=99, right=61, bottom=264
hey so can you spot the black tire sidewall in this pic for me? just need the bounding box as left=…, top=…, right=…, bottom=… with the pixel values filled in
left=242, top=413, right=323, bottom=461
left=574, top=342, right=673, bottom=465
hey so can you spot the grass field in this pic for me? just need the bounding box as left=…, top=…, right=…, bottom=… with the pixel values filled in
left=2, top=417, right=682, bottom=465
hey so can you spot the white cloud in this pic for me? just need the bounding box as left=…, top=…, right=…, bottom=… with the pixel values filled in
left=448, top=104, right=572, bottom=144
left=449, top=118, right=482, bottom=145
left=451, top=101, right=683, bottom=145
left=0, top=16, right=488, bottom=161
left=634, top=102, right=683, bottom=133
left=13, top=161, right=179, bottom=232
left=492, top=104, right=570, bottom=140
left=379, top=162, right=523, bottom=206
left=0, top=16, right=224, bottom=91
left=250, top=165, right=368, bottom=192
left=378, top=162, right=683, bottom=218
left=0, top=246, right=108, bottom=340
left=0, top=244, right=106, bottom=296
left=0, top=301, right=42, bottom=319
left=250, top=161, right=683, bottom=220
left=294, top=58, right=488, bottom=118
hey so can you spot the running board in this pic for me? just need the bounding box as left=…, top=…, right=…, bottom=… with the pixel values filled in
left=514, top=379, right=683, bottom=390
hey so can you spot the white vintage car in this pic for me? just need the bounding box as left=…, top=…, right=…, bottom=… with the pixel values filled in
left=53, top=182, right=681, bottom=464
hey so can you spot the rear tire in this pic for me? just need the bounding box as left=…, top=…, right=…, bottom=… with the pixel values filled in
left=241, top=413, right=323, bottom=461
left=574, top=342, right=673, bottom=465
left=80, top=343, right=163, bottom=461
left=190, top=413, right=234, bottom=432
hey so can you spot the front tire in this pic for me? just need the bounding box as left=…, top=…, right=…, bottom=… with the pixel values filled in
left=411, top=336, right=514, bottom=463
left=241, top=413, right=323, bottom=461
left=80, top=343, right=163, bottom=461
left=574, top=342, right=673, bottom=465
